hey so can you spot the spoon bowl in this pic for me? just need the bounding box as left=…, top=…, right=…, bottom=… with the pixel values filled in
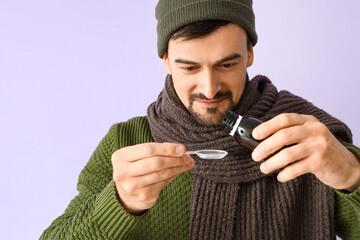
left=185, top=150, right=228, bottom=159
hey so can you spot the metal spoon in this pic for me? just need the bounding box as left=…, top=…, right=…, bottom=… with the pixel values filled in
left=185, top=150, right=228, bottom=159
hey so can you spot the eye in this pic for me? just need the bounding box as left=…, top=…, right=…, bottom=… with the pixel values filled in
left=222, top=63, right=235, bottom=68
left=182, top=66, right=197, bottom=71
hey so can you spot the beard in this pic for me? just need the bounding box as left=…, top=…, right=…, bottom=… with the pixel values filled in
left=188, top=90, right=235, bottom=126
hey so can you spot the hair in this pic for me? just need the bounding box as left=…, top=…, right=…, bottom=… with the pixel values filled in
left=164, top=19, right=251, bottom=56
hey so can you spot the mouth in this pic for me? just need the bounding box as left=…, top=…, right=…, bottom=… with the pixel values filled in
left=194, top=98, right=227, bottom=107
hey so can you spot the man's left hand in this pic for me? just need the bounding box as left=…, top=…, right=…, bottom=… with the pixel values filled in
left=251, top=113, right=360, bottom=192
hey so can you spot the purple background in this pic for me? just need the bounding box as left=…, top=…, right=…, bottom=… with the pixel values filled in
left=1, top=1, right=359, bottom=239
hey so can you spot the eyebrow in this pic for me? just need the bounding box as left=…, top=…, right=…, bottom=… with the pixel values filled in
left=174, top=53, right=242, bottom=65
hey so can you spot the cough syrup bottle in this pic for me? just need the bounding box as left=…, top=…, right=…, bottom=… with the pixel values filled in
left=222, top=111, right=263, bottom=151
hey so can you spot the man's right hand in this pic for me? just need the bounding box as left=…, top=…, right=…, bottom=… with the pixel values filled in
left=111, top=142, right=195, bottom=215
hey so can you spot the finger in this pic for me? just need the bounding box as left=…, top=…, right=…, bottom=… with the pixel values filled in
left=252, top=113, right=306, bottom=140
left=118, top=165, right=189, bottom=198
left=115, top=142, right=186, bottom=162
left=276, top=158, right=311, bottom=182
left=252, top=125, right=307, bottom=161
left=135, top=160, right=195, bottom=187
left=142, top=172, right=181, bottom=193
left=131, top=173, right=182, bottom=204
left=130, top=154, right=193, bottom=176
left=259, top=144, right=310, bottom=174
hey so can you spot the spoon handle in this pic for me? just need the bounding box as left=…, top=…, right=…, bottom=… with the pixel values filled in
left=185, top=151, right=197, bottom=155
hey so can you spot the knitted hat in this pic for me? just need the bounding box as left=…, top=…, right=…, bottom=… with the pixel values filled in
left=155, top=0, right=257, bottom=58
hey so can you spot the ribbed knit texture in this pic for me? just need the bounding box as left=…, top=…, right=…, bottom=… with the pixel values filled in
left=155, top=0, right=257, bottom=58
left=147, top=75, right=353, bottom=239
left=40, top=116, right=360, bottom=239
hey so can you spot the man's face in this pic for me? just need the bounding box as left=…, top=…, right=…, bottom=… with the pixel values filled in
left=163, top=23, right=254, bottom=126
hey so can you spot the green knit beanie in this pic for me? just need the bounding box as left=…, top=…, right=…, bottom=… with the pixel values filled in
left=155, top=0, right=257, bottom=58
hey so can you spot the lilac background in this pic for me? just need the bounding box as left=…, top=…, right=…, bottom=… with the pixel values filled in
left=0, top=1, right=359, bottom=239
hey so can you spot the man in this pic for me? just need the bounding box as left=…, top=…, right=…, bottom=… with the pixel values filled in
left=41, top=0, right=360, bottom=239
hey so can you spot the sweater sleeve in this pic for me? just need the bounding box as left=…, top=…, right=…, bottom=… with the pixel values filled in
left=334, top=141, right=360, bottom=239
left=40, top=119, right=149, bottom=239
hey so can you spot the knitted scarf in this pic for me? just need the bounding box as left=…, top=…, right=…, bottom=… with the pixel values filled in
left=147, top=74, right=352, bottom=239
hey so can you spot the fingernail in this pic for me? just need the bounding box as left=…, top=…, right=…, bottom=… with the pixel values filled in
left=253, top=129, right=262, bottom=139
left=260, top=163, right=268, bottom=174
left=252, top=151, right=260, bottom=161
left=176, top=146, right=183, bottom=154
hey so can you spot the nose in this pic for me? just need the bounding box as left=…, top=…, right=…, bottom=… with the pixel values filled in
left=198, top=68, right=221, bottom=99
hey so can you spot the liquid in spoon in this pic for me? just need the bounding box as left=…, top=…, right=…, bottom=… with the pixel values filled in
left=185, top=150, right=228, bottom=159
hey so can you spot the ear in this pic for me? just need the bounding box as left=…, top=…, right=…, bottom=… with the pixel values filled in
left=163, top=52, right=172, bottom=75
left=247, top=45, right=254, bottom=67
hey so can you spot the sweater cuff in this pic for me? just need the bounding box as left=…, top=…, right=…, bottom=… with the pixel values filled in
left=93, top=180, right=146, bottom=239
left=335, top=186, right=360, bottom=213
left=335, top=140, right=360, bottom=213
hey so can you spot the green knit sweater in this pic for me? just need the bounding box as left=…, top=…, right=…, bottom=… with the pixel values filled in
left=41, top=117, right=360, bottom=240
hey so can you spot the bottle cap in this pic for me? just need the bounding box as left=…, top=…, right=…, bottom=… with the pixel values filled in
left=222, top=111, right=243, bottom=136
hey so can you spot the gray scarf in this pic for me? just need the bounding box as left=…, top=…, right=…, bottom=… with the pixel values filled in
left=147, top=74, right=352, bottom=239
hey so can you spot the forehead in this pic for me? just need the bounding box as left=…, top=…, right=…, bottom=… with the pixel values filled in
left=167, top=23, right=248, bottom=63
